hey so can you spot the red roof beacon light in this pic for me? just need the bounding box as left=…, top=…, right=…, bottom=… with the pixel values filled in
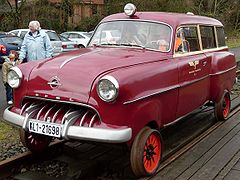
left=124, top=3, right=136, bottom=16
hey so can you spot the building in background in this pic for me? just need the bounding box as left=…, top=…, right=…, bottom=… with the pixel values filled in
left=6, top=0, right=104, bottom=30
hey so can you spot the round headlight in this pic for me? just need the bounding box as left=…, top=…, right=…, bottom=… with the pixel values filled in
left=7, top=66, right=22, bottom=88
left=97, top=75, right=119, bottom=102
left=124, top=3, right=136, bottom=16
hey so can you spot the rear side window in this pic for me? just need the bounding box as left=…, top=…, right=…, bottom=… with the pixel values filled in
left=69, top=33, right=84, bottom=39
left=46, top=31, right=60, bottom=41
left=200, top=26, right=216, bottom=49
left=216, top=27, right=226, bottom=47
left=20, top=31, right=27, bottom=39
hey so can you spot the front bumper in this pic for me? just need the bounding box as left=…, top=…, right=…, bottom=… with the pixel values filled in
left=3, top=106, right=132, bottom=143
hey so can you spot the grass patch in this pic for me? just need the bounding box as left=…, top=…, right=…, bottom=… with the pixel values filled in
left=226, top=31, right=240, bottom=48
left=0, top=121, right=19, bottom=141
left=226, top=38, right=240, bottom=48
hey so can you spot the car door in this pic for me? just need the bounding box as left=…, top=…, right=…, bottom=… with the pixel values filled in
left=175, top=26, right=211, bottom=118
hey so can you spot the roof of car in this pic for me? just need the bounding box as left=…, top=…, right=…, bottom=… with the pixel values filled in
left=0, top=34, right=20, bottom=38
left=62, top=31, right=87, bottom=34
left=9, top=29, right=57, bottom=32
left=101, top=12, right=223, bottom=28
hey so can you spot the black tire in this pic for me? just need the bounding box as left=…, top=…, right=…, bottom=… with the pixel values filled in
left=78, top=45, right=85, bottom=48
left=19, top=129, right=52, bottom=153
left=130, top=127, right=162, bottom=177
left=214, top=90, right=231, bottom=121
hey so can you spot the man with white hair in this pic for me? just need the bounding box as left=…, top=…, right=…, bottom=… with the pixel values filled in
left=19, top=20, right=53, bottom=62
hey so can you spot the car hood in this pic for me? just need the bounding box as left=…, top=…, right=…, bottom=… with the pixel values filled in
left=27, top=47, right=170, bottom=103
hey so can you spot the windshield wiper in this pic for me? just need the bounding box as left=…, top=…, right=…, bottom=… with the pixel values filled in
left=118, top=43, right=145, bottom=49
left=99, top=43, right=117, bottom=46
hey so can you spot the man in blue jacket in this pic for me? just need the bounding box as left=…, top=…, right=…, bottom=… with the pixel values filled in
left=19, top=20, right=53, bottom=62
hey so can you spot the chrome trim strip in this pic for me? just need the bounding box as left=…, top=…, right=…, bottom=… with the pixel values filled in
left=61, top=110, right=83, bottom=139
left=67, top=126, right=132, bottom=143
left=20, top=101, right=31, bottom=115
left=124, top=84, right=180, bottom=105
left=89, top=114, right=97, bottom=127
left=124, top=65, right=236, bottom=105
left=210, top=65, right=236, bottom=76
left=93, top=19, right=173, bottom=53
left=3, top=107, right=24, bottom=127
left=52, top=107, right=64, bottom=123
left=36, top=104, right=48, bottom=120
left=173, top=46, right=228, bottom=58
left=43, top=105, right=56, bottom=121
left=60, top=50, right=101, bottom=68
left=22, top=113, right=30, bottom=130
left=80, top=111, right=89, bottom=126
left=61, top=108, right=73, bottom=125
left=23, top=96, right=102, bottom=121
left=3, top=107, right=132, bottom=143
left=60, top=55, right=84, bottom=69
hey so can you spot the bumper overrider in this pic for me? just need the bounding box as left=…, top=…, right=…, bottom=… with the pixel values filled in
left=3, top=106, right=132, bottom=143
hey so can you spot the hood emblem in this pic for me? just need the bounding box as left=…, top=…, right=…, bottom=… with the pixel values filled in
left=48, top=76, right=61, bottom=88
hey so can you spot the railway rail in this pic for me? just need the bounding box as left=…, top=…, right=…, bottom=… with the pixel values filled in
left=1, top=72, right=240, bottom=179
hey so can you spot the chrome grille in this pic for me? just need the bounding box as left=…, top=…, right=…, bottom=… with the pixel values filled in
left=20, top=98, right=101, bottom=127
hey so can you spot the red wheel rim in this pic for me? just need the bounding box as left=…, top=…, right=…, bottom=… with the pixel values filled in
left=26, top=132, right=51, bottom=152
left=223, top=95, right=230, bottom=118
left=143, top=132, right=161, bottom=173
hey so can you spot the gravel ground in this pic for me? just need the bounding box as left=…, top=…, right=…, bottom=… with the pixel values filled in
left=0, top=126, right=28, bottom=161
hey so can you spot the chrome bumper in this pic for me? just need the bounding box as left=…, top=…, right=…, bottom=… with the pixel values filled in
left=3, top=107, right=132, bottom=143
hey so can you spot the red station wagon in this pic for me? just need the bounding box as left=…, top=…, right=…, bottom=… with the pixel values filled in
left=3, top=3, right=236, bottom=177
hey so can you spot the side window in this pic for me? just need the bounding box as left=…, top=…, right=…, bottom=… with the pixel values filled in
left=216, top=27, right=226, bottom=47
left=20, top=31, right=27, bottom=39
left=200, top=26, right=216, bottom=49
left=175, top=26, right=200, bottom=53
left=11, top=31, right=18, bottom=36
left=69, top=34, right=77, bottom=38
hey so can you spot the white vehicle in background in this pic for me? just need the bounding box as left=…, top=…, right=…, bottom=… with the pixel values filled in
left=60, top=31, right=91, bottom=48
left=59, top=35, right=79, bottom=52
left=9, top=29, right=62, bottom=56
left=92, top=30, right=121, bottom=44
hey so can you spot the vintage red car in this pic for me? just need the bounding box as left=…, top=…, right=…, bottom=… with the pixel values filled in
left=3, top=3, right=236, bottom=177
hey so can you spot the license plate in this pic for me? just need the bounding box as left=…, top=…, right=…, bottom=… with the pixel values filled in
left=28, top=120, right=62, bottom=138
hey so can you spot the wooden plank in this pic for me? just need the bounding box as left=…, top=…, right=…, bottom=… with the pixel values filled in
left=214, top=150, right=240, bottom=180
left=186, top=133, right=240, bottom=179
left=151, top=111, right=240, bottom=180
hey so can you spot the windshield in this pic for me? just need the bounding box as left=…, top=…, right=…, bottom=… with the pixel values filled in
left=1, top=36, right=22, bottom=46
left=89, top=20, right=172, bottom=52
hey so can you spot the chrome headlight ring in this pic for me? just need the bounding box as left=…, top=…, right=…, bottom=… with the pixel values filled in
left=97, top=75, right=119, bottom=102
left=7, top=66, right=22, bottom=88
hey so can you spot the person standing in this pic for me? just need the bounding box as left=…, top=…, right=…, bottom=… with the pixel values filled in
left=2, top=53, right=20, bottom=105
left=19, top=20, right=53, bottom=62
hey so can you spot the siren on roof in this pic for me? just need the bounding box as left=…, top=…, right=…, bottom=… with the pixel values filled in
left=186, top=12, right=194, bottom=15
left=124, top=3, right=136, bottom=16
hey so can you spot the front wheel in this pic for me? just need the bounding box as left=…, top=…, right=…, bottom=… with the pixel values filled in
left=130, top=127, right=162, bottom=177
left=214, top=91, right=231, bottom=121
left=19, top=129, right=52, bottom=153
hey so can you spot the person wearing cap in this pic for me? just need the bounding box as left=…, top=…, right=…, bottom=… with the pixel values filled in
left=2, top=53, right=20, bottom=105
left=19, top=20, right=53, bottom=62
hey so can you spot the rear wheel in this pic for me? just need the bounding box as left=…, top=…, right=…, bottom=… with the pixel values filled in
left=78, top=44, right=85, bottom=48
left=19, top=129, right=52, bottom=153
left=130, top=127, right=162, bottom=177
left=214, top=91, right=231, bottom=121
